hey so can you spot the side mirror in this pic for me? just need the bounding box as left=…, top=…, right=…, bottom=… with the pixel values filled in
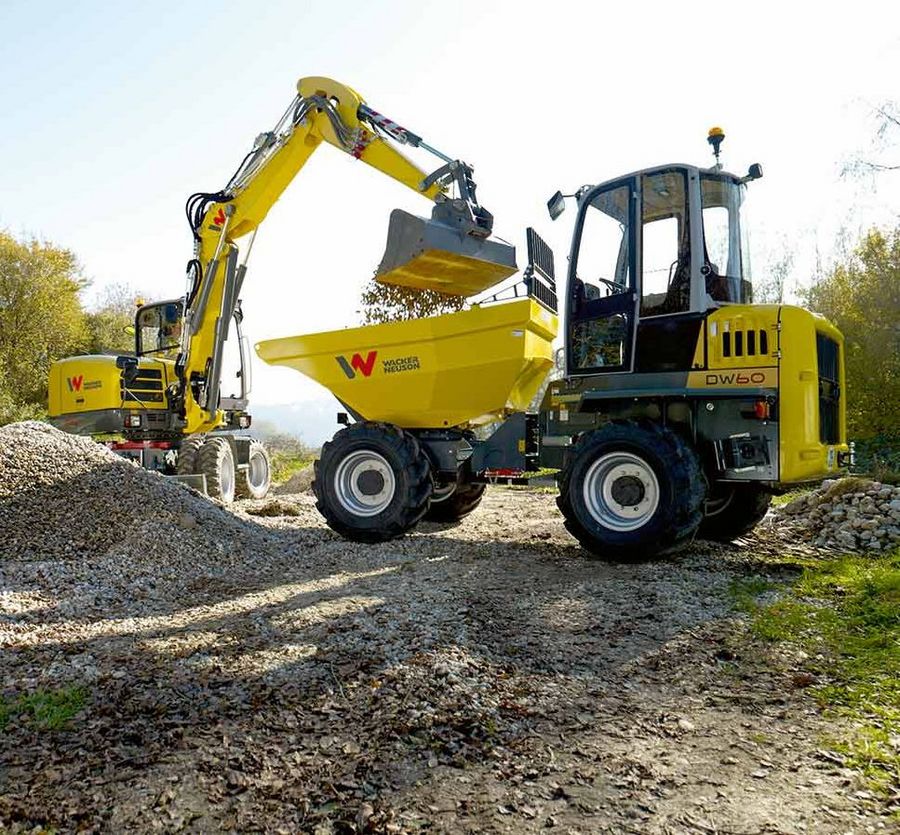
left=547, top=191, right=566, bottom=221
left=746, top=163, right=763, bottom=181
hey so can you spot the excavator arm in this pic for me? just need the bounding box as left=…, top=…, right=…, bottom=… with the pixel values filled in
left=178, top=76, right=516, bottom=434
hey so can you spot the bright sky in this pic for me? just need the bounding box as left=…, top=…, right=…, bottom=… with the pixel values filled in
left=2, top=1, right=898, bottom=414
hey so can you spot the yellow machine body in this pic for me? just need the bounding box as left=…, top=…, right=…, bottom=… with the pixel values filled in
left=256, top=298, right=558, bottom=429
left=48, top=355, right=175, bottom=435
left=683, top=304, right=847, bottom=483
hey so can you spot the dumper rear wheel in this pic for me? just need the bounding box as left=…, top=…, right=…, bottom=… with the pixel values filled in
left=424, top=482, right=486, bottom=522
left=557, top=421, right=705, bottom=561
left=314, top=422, right=432, bottom=543
left=699, top=484, right=771, bottom=542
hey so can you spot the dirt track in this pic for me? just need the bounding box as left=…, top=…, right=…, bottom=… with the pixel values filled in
left=1, top=488, right=891, bottom=833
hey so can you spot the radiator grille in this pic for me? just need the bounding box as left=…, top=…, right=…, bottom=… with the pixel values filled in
left=722, top=327, right=769, bottom=358
left=121, top=368, right=165, bottom=405
left=816, top=333, right=840, bottom=444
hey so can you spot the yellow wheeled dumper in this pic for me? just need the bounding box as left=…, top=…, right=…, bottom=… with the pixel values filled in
left=260, top=129, right=850, bottom=559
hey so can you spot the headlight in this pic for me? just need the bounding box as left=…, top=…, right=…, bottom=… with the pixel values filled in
left=125, top=414, right=142, bottom=428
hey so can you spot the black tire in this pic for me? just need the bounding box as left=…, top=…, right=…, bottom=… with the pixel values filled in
left=176, top=435, right=205, bottom=475
left=236, top=440, right=272, bottom=500
left=197, top=437, right=236, bottom=504
left=314, top=422, right=432, bottom=543
left=698, top=483, right=772, bottom=542
left=424, top=482, right=486, bottom=522
left=557, top=420, right=705, bottom=561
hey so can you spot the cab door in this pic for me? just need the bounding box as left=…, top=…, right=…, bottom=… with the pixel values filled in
left=566, top=178, right=638, bottom=376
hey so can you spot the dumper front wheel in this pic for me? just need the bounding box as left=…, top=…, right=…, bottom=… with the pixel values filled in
left=314, top=422, right=432, bottom=543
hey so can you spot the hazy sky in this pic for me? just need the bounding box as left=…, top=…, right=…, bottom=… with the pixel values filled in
left=2, top=0, right=898, bottom=412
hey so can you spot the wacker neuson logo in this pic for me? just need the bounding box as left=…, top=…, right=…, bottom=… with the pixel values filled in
left=336, top=351, right=378, bottom=379
left=336, top=351, right=421, bottom=379
left=66, top=376, right=102, bottom=392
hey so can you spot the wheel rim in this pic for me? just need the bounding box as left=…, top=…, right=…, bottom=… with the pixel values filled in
left=248, top=449, right=269, bottom=490
left=220, top=449, right=235, bottom=500
left=582, top=451, right=660, bottom=531
left=430, top=481, right=458, bottom=504
left=334, top=450, right=396, bottom=517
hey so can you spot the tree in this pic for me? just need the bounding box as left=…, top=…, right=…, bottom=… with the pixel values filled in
left=0, top=232, right=89, bottom=423
left=85, top=282, right=143, bottom=354
left=804, top=227, right=900, bottom=439
left=358, top=277, right=465, bottom=325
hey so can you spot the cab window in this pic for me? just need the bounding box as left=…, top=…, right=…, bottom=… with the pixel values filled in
left=137, top=302, right=183, bottom=357
left=640, top=171, right=690, bottom=317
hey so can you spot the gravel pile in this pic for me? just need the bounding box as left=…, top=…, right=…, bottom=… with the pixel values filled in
left=0, top=421, right=275, bottom=565
left=767, top=477, right=900, bottom=553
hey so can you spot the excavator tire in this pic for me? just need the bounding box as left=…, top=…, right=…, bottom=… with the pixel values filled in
left=235, top=440, right=272, bottom=500
left=197, top=437, right=236, bottom=504
left=176, top=435, right=205, bottom=476
left=557, top=420, right=705, bottom=562
left=424, top=482, right=486, bottom=523
left=314, top=422, right=432, bottom=543
left=698, top=483, right=772, bottom=542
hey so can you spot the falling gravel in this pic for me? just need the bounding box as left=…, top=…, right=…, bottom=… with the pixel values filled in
left=1, top=423, right=894, bottom=832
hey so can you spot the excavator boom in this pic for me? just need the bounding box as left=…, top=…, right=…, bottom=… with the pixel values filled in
left=180, top=76, right=517, bottom=434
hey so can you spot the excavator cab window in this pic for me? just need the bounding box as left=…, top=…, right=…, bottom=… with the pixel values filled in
left=136, top=301, right=184, bottom=358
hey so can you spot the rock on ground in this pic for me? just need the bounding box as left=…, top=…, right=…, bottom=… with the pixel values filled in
left=0, top=423, right=893, bottom=832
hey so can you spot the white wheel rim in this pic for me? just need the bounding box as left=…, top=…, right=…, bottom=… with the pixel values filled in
left=430, top=481, right=458, bottom=504
left=582, top=451, right=659, bottom=531
left=220, top=449, right=235, bottom=501
left=248, top=450, right=269, bottom=490
left=334, top=450, right=396, bottom=517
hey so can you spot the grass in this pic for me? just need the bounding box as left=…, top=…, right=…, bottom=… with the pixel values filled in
left=270, top=450, right=315, bottom=485
left=738, top=550, right=900, bottom=797
left=0, top=686, right=86, bottom=732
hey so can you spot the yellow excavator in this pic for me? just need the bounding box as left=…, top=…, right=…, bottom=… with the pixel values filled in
left=48, top=76, right=518, bottom=501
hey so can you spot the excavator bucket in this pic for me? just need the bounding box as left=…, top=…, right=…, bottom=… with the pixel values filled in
left=376, top=208, right=518, bottom=297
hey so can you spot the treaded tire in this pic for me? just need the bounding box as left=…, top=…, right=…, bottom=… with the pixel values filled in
left=236, top=440, right=272, bottom=500
left=198, top=437, right=236, bottom=504
left=698, top=483, right=772, bottom=542
left=314, top=422, right=432, bottom=543
left=557, top=420, right=705, bottom=561
left=176, top=435, right=205, bottom=475
left=424, top=482, right=486, bottom=522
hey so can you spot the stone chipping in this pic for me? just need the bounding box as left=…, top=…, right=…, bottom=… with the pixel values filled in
left=1, top=421, right=895, bottom=830
left=763, top=477, right=900, bottom=554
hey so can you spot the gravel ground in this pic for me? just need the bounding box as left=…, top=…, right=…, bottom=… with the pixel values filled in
left=0, top=425, right=894, bottom=832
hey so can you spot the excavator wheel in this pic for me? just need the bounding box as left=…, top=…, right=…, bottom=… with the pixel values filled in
left=424, top=482, right=486, bottom=523
left=557, top=420, right=705, bottom=562
left=314, top=422, right=432, bottom=543
left=176, top=435, right=205, bottom=476
left=236, top=440, right=272, bottom=500
left=698, top=483, right=772, bottom=542
left=197, top=437, right=236, bottom=504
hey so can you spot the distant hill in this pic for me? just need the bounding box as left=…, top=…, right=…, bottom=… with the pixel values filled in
left=251, top=398, right=343, bottom=448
